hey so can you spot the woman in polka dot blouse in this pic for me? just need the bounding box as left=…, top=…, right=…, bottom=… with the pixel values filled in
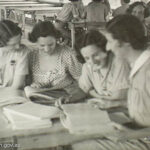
left=25, top=21, right=85, bottom=104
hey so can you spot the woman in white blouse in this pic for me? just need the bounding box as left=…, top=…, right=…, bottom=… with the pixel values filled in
left=0, top=20, right=29, bottom=89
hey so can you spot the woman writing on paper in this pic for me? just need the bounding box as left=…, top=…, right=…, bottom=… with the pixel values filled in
left=25, top=21, right=85, bottom=104
left=76, top=30, right=130, bottom=109
left=72, top=14, right=150, bottom=150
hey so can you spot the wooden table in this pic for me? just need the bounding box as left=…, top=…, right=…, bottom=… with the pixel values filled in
left=0, top=3, right=55, bottom=20
left=68, top=21, right=106, bottom=48
left=0, top=109, right=115, bottom=150
left=1, top=107, right=150, bottom=150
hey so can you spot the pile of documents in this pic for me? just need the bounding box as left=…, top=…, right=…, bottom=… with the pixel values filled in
left=60, top=103, right=131, bottom=135
left=3, top=101, right=60, bottom=130
left=0, top=88, right=27, bottom=107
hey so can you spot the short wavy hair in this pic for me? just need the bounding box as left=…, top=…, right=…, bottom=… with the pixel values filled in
left=28, top=21, right=61, bottom=43
left=75, top=30, right=107, bottom=63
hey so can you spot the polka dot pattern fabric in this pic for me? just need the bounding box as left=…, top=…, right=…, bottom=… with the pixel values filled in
left=29, top=45, right=82, bottom=89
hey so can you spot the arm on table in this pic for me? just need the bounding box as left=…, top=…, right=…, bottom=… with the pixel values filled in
left=110, top=124, right=150, bottom=142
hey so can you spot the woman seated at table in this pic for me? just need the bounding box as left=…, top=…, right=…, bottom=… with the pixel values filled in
left=0, top=20, right=29, bottom=89
left=76, top=30, right=130, bottom=109
left=54, top=0, right=85, bottom=41
left=25, top=21, right=85, bottom=104
left=72, top=14, right=150, bottom=150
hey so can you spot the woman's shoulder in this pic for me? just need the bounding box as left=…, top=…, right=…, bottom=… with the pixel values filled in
left=18, top=44, right=31, bottom=55
left=111, top=57, right=130, bottom=74
left=59, top=45, right=76, bottom=56
left=8, top=44, right=30, bottom=58
left=28, top=47, right=39, bottom=56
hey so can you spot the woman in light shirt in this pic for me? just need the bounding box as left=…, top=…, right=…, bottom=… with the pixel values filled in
left=0, top=20, right=29, bottom=89
left=72, top=15, right=150, bottom=150
left=77, top=30, right=129, bottom=109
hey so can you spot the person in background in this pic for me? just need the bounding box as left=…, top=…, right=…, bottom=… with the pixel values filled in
left=54, top=0, right=85, bottom=40
left=25, top=21, right=85, bottom=104
left=0, top=20, right=29, bottom=89
left=127, top=1, right=146, bottom=22
left=83, top=0, right=109, bottom=22
left=145, top=1, right=150, bottom=18
left=127, top=1, right=150, bottom=39
left=76, top=30, right=130, bottom=109
left=71, top=14, right=150, bottom=150
left=102, top=0, right=111, bottom=12
left=113, top=0, right=130, bottom=17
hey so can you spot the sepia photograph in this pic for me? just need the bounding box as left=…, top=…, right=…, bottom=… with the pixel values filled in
left=0, top=0, right=150, bottom=149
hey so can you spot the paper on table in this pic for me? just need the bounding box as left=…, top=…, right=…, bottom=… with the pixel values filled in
left=3, top=101, right=61, bottom=120
left=0, top=88, right=27, bottom=107
left=4, top=110, right=52, bottom=130
left=60, top=103, right=115, bottom=135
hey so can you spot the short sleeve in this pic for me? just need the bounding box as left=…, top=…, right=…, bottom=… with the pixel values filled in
left=79, top=64, right=93, bottom=93
left=62, top=47, right=82, bottom=80
left=111, top=58, right=130, bottom=91
left=15, top=46, right=29, bottom=76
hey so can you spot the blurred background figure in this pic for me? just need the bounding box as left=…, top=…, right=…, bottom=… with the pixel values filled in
left=54, top=0, right=85, bottom=42
left=83, top=0, right=109, bottom=22
left=127, top=1, right=150, bottom=39
left=145, top=1, right=150, bottom=18
left=113, top=0, right=130, bottom=17
left=127, top=1, right=146, bottom=22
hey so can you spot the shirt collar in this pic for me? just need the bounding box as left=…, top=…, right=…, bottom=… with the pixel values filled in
left=129, top=49, right=150, bottom=79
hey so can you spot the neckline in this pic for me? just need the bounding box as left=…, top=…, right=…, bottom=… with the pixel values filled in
left=37, top=48, right=61, bottom=73
left=129, top=49, right=150, bottom=79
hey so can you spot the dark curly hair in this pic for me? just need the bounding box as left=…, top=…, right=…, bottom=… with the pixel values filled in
left=28, top=21, right=61, bottom=43
left=75, top=30, right=107, bottom=63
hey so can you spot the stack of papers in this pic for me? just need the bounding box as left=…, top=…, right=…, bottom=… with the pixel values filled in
left=60, top=103, right=114, bottom=135
left=3, top=102, right=60, bottom=130
left=0, top=88, right=27, bottom=107
left=60, top=103, right=132, bottom=135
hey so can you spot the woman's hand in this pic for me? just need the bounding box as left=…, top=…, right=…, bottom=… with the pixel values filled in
left=30, top=83, right=42, bottom=88
left=110, top=122, right=130, bottom=131
left=100, top=89, right=127, bottom=101
left=88, top=98, right=126, bottom=109
left=55, top=96, right=70, bottom=108
left=88, top=99, right=112, bottom=109
left=88, top=89, right=102, bottom=99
